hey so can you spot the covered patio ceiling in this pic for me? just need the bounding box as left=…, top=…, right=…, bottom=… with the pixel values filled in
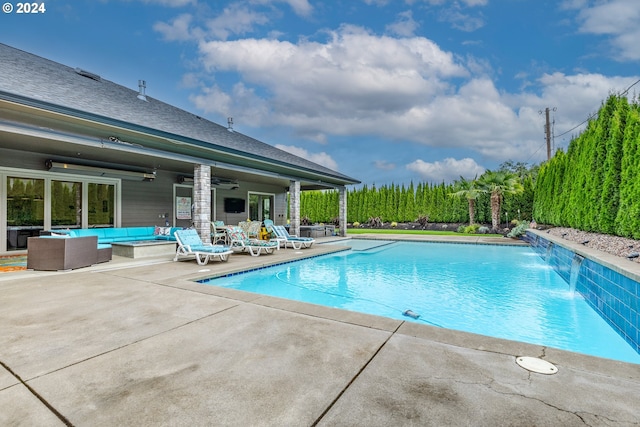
left=0, top=100, right=345, bottom=191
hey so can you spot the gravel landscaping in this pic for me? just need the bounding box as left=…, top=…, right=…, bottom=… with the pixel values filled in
left=543, top=226, right=640, bottom=263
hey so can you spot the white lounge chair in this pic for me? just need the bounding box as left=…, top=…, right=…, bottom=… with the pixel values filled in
left=173, top=229, right=233, bottom=265
left=211, top=220, right=228, bottom=245
left=227, top=226, right=278, bottom=256
left=263, top=219, right=284, bottom=250
left=272, top=225, right=315, bottom=249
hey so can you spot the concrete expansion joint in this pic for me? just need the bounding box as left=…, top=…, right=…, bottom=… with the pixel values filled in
left=0, top=360, right=73, bottom=426
left=312, top=329, right=397, bottom=426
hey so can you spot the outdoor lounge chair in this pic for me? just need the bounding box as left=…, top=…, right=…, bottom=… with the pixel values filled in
left=263, top=219, right=284, bottom=250
left=173, top=229, right=233, bottom=265
left=211, top=220, right=228, bottom=245
left=247, top=220, right=262, bottom=239
left=227, top=226, right=278, bottom=256
left=272, top=225, right=315, bottom=249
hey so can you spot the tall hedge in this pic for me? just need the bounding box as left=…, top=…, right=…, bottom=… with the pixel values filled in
left=534, top=94, right=640, bottom=237
left=300, top=177, right=530, bottom=225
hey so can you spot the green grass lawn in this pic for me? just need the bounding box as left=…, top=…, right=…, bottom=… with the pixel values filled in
left=346, top=228, right=503, bottom=237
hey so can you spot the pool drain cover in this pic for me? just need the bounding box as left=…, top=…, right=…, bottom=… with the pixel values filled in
left=516, top=357, right=558, bottom=375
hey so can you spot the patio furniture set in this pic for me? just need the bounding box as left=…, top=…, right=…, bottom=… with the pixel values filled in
left=176, top=220, right=315, bottom=265
left=26, top=222, right=315, bottom=270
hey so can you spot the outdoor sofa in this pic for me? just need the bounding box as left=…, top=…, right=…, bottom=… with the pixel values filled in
left=27, top=235, right=99, bottom=270
left=44, top=226, right=182, bottom=263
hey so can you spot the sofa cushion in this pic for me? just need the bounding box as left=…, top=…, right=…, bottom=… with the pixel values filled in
left=127, top=227, right=155, bottom=238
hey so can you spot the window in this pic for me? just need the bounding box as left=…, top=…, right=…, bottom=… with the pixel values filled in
left=248, top=192, right=274, bottom=222
left=88, top=183, right=114, bottom=227
left=6, top=177, right=44, bottom=250
left=51, top=180, right=82, bottom=229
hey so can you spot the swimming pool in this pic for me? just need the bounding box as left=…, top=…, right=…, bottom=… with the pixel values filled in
left=202, top=240, right=640, bottom=364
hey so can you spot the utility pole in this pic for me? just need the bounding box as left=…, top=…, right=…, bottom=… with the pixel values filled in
left=539, top=107, right=556, bottom=160
left=545, top=107, right=551, bottom=161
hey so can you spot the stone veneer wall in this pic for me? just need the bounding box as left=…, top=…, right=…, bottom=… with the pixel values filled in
left=193, top=164, right=211, bottom=244
left=525, top=231, right=639, bottom=355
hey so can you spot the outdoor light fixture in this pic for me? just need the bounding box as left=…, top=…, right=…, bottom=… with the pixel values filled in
left=177, top=175, right=239, bottom=190
left=46, top=160, right=155, bottom=181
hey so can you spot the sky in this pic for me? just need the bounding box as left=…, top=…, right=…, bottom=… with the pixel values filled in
left=2, top=0, right=640, bottom=187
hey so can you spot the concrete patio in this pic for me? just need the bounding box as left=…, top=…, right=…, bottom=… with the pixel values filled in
left=1, top=237, right=639, bottom=426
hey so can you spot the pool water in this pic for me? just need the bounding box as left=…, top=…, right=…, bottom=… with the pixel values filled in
left=203, top=241, right=640, bottom=364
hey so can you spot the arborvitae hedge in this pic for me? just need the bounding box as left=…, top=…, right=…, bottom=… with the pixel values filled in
left=300, top=179, right=531, bottom=225
left=534, top=94, right=640, bottom=237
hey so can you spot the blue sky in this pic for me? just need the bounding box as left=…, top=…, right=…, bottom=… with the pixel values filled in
left=3, top=0, right=640, bottom=186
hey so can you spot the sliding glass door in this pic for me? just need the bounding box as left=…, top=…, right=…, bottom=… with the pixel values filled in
left=6, top=177, right=44, bottom=250
left=248, top=192, right=274, bottom=222
left=1, top=168, right=119, bottom=252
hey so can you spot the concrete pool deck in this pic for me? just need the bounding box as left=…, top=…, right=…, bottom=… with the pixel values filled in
left=1, top=235, right=639, bottom=426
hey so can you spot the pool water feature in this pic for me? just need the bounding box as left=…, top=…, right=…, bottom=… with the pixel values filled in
left=202, top=241, right=640, bottom=364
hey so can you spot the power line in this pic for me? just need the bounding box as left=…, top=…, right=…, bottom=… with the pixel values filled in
left=554, top=78, right=640, bottom=139
left=523, top=78, right=640, bottom=165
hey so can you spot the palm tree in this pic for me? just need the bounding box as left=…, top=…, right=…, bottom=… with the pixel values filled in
left=449, top=176, right=481, bottom=225
left=477, top=170, right=524, bottom=231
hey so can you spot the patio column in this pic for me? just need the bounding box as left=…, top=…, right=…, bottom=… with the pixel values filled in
left=338, top=185, right=347, bottom=236
left=289, top=180, right=300, bottom=237
left=193, top=164, right=211, bottom=243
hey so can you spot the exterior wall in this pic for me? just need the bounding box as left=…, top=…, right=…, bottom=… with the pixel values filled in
left=0, top=147, right=45, bottom=170
left=273, top=192, right=287, bottom=225
left=212, top=180, right=285, bottom=225
left=525, top=231, right=640, bottom=355
left=0, top=148, right=289, bottom=253
left=121, top=172, right=175, bottom=227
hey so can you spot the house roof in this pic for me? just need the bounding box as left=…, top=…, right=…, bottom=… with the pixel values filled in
left=0, top=43, right=359, bottom=186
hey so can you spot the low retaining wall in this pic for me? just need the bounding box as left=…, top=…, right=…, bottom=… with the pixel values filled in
left=525, top=230, right=639, bottom=355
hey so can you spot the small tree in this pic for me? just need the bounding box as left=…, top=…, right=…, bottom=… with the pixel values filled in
left=477, top=170, right=524, bottom=231
left=448, top=176, right=481, bottom=225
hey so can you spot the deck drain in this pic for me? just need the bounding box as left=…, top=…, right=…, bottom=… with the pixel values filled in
left=516, top=357, right=558, bottom=375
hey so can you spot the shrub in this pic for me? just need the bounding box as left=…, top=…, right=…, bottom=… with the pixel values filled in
left=416, top=215, right=429, bottom=228
left=507, top=221, right=529, bottom=238
left=353, top=221, right=360, bottom=227
left=463, top=224, right=481, bottom=234
left=391, top=221, right=398, bottom=228
left=457, top=225, right=466, bottom=233
left=368, top=216, right=383, bottom=227
left=478, top=226, right=490, bottom=234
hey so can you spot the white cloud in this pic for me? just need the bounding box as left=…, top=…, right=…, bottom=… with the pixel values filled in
left=406, top=158, right=485, bottom=183
left=187, top=23, right=640, bottom=165
left=438, top=7, right=485, bottom=32
left=575, top=0, right=640, bottom=61
left=138, top=0, right=196, bottom=6
left=195, top=24, right=468, bottom=134
left=274, top=145, right=338, bottom=170
left=251, top=0, right=313, bottom=17
left=386, top=10, right=419, bottom=37
left=374, top=160, right=396, bottom=170
left=205, top=4, right=269, bottom=40
left=153, top=13, right=195, bottom=41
